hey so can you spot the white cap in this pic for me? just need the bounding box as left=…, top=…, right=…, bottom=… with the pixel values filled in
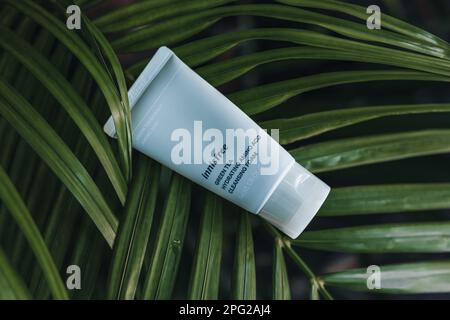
left=259, top=163, right=330, bottom=239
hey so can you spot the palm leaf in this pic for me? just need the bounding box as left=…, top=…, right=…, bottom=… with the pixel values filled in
left=142, top=174, right=191, bottom=299
left=262, top=103, right=450, bottom=144
left=321, top=261, right=450, bottom=294
left=294, top=222, right=450, bottom=253
left=107, top=155, right=160, bottom=299
left=0, top=247, right=31, bottom=299
left=321, top=184, right=450, bottom=216
left=232, top=212, right=256, bottom=299
left=0, top=80, right=118, bottom=247
left=129, top=26, right=450, bottom=76
left=0, top=25, right=127, bottom=204
left=96, top=0, right=236, bottom=33
left=231, top=70, right=449, bottom=115
left=276, top=0, right=449, bottom=48
left=273, top=240, right=291, bottom=300
left=1, top=0, right=450, bottom=300
left=293, top=130, right=450, bottom=173
left=0, top=165, right=68, bottom=299
left=7, top=0, right=133, bottom=180
left=188, top=193, right=223, bottom=300
left=112, top=4, right=449, bottom=58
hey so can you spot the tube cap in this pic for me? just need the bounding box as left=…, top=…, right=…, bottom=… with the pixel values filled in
left=259, top=163, right=330, bottom=239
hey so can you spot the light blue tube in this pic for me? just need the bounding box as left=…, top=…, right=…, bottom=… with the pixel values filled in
left=105, top=47, right=330, bottom=238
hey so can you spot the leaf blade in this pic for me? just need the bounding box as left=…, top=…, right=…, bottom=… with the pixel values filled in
left=232, top=212, right=256, bottom=299
left=0, top=25, right=127, bottom=204
left=107, top=155, right=160, bottom=299
left=292, top=130, right=450, bottom=173
left=188, top=193, right=223, bottom=300
left=114, top=4, right=449, bottom=59
left=277, top=0, right=449, bottom=48
left=262, top=103, right=450, bottom=144
left=96, top=0, right=236, bottom=33
left=198, top=47, right=450, bottom=87
left=0, top=165, right=68, bottom=299
left=294, top=222, right=450, bottom=253
left=320, top=184, right=450, bottom=216
left=230, top=70, right=450, bottom=115
left=321, top=261, right=450, bottom=294
left=8, top=0, right=132, bottom=180
left=0, top=247, right=31, bottom=300
left=273, top=240, right=291, bottom=300
left=0, top=80, right=118, bottom=247
left=142, top=173, right=191, bottom=299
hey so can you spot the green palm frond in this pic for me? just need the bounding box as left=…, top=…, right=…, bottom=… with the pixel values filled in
left=0, top=0, right=449, bottom=300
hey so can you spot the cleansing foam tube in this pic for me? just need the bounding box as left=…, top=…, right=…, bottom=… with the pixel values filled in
left=104, top=47, right=330, bottom=239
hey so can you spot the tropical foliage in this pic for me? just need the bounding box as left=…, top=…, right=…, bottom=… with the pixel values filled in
left=0, top=0, right=449, bottom=299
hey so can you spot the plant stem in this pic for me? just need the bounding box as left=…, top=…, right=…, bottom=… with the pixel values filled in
left=283, top=243, right=334, bottom=300
left=262, top=221, right=334, bottom=300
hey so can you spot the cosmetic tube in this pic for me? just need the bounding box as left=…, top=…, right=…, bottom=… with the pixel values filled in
left=105, top=47, right=330, bottom=238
